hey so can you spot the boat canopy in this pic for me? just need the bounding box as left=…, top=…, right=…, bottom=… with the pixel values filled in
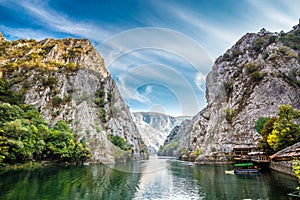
left=234, top=163, right=253, bottom=167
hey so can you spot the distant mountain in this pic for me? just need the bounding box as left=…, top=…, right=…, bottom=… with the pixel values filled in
left=132, top=112, right=190, bottom=152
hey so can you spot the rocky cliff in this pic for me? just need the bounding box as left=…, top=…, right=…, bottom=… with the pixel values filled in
left=162, top=24, right=300, bottom=160
left=0, top=35, right=146, bottom=163
left=132, top=112, right=189, bottom=152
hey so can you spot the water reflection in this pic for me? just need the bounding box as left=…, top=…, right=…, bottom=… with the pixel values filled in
left=0, top=157, right=298, bottom=200
left=133, top=156, right=202, bottom=199
left=0, top=164, right=140, bottom=200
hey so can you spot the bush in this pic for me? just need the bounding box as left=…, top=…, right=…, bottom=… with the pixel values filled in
left=268, top=35, right=277, bottom=43
left=100, top=108, right=106, bottom=122
left=279, top=31, right=300, bottom=51
left=250, top=70, right=264, bottom=82
left=225, top=108, right=236, bottom=124
left=268, top=53, right=276, bottom=60
left=65, top=62, right=78, bottom=71
left=52, top=96, right=63, bottom=106
left=224, top=82, right=233, bottom=97
left=94, top=97, right=105, bottom=107
left=64, top=94, right=72, bottom=102
left=95, top=89, right=105, bottom=98
left=244, top=62, right=258, bottom=74
left=28, top=52, right=40, bottom=60
left=0, top=79, right=23, bottom=105
left=222, top=53, right=231, bottom=61
left=43, top=76, right=56, bottom=86
left=107, top=134, right=127, bottom=150
left=193, top=148, right=201, bottom=157
left=255, top=117, right=270, bottom=134
left=252, top=38, right=266, bottom=52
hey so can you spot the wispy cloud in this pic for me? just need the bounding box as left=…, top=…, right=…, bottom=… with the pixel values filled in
left=116, top=63, right=200, bottom=116
left=0, top=26, right=49, bottom=40
left=243, top=0, right=299, bottom=32
left=1, top=0, right=299, bottom=116
left=166, top=5, right=238, bottom=44
left=3, top=0, right=115, bottom=41
left=97, top=27, right=213, bottom=73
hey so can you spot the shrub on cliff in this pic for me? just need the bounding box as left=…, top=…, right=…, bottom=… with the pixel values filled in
left=107, top=134, right=128, bottom=151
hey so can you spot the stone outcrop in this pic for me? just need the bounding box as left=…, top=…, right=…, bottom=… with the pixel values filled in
left=0, top=37, right=146, bottom=163
left=162, top=24, right=300, bottom=160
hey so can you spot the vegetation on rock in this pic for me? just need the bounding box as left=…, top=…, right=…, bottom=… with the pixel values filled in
left=107, top=134, right=130, bottom=151
left=0, top=103, right=91, bottom=166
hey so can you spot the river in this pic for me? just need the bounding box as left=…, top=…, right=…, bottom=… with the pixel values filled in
left=0, top=156, right=298, bottom=200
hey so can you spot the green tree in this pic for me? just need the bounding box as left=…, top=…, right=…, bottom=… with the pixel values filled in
left=46, top=120, right=90, bottom=162
left=255, top=117, right=270, bottom=134
left=258, top=117, right=277, bottom=154
left=3, top=119, right=35, bottom=162
left=0, top=103, right=24, bottom=126
left=267, top=105, right=300, bottom=152
left=0, top=103, right=90, bottom=165
left=0, top=129, right=9, bottom=164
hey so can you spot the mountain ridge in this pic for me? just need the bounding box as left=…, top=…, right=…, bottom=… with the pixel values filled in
left=132, top=111, right=190, bottom=152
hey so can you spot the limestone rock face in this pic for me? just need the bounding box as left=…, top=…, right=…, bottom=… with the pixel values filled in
left=158, top=118, right=193, bottom=156
left=163, top=26, right=300, bottom=160
left=0, top=37, right=145, bottom=163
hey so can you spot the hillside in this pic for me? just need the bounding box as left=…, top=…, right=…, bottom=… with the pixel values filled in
left=161, top=23, right=300, bottom=160
left=0, top=34, right=147, bottom=164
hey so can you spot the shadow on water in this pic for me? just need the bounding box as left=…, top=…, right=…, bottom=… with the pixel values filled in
left=0, top=164, right=141, bottom=200
left=0, top=157, right=298, bottom=200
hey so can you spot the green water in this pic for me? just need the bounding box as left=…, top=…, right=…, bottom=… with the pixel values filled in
left=0, top=156, right=298, bottom=200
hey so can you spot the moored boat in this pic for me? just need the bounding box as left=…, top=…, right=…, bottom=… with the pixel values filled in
left=234, top=162, right=259, bottom=174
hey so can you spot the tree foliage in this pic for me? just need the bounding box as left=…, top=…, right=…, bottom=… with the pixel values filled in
left=293, top=160, right=300, bottom=182
left=266, top=105, right=300, bottom=152
left=255, top=117, right=270, bottom=134
left=257, top=117, right=277, bottom=155
left=0, top=103, right=91, bottom=166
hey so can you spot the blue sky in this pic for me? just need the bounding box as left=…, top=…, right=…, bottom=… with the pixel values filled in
left=0, top=0, right=299, bottom=116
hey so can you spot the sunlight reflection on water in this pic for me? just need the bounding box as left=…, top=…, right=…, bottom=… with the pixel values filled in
left=133, top=156, right=204, bottom=200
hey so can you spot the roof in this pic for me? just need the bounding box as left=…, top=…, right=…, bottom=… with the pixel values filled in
left=270, top=142, right=300, bottom=160
left=234, top=163, right=253, bottom=167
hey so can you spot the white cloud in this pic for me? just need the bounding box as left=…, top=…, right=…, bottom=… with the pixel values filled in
left=14, top=0, right=114, bottom=41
